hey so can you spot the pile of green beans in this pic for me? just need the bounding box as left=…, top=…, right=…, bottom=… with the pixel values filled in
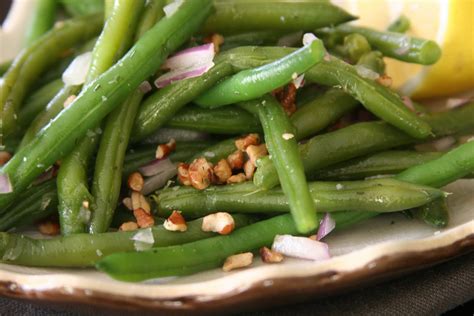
left=1, top=0, right=473, bottom=284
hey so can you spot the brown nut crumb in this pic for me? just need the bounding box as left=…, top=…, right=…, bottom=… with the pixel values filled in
left=213, top=159, right=232, bottom=184
left=203, top=33, right=225, bottom=53
left=376, top=74, right=393, bottom=87
left=260, top=246, right=284, bottom=263
left=308, top=235, right=318, bottom=241
left=188, top=158, right=214, bottom=190
left=38, top=221, right=60, bottom=236
left=128, top=172, right=144, bottom=192
left=202, top=212, right=235, bottom=235
left=246, top=144, right=268, bottom=166
left=163, top=210, right=187, bottom=232
left=272, top=83, right=297, bottom=115
left=133, top=208, right=155, bottom=228
left=235, top=133, right=260, bottom=151
left=177, top=163, right=191, bottom=186
left=227, top=150, right=244, bottom=170
left=155, top=138, right=176, bottom=159
left=131, top=191, right=151, bottom=213
left=119, top=221, right=139, bottom=231
left=63, top=94, right=77, bottom=108
left=243, top=160, right=256, bottom=180
left=0, top=151, right=12, bottom=166
left=122, top=197, right=133, bottom=210
left=227, top=173, right=247, bottom=184
left=222, top=252, right=253, bottom=272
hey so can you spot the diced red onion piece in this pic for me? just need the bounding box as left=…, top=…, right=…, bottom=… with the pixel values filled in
left=446, top=98, right=471, bottom=109
left=0, top=173, right=12, bottom=194
left=142, top=166, right=177, bottom=195
left=316, top=213, right=336, bottom=240
left=432, top=136, right=456, bottom=152
left=277, top=31, right=303, bottom=47
left=33, top=166, right=56, bottom=185
left=293, top=74, right=305, bottom=89
left=302, top=33, right=317, bottom=46
left=139, top=81, right=152, bottom=94
left=401, top=96, right=416, bottom=112
left=355, top=65, right=380, bottom=80
left=163, top=0, right=184, bottom=18
left=62, top=51, right=92, bottom=86
left=272, top=235, right=330, bottom=261
left=163, top=43, right=215, bottom=70
left=138, top=158, right=175, bottom=177
left=155, top=63, right=214, bottom=88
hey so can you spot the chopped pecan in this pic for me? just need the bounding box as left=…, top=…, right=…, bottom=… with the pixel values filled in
left=188, top=158, right=214, bottom=190
left=155, top=138, right=176, bottom=159
left=202, top=212, right=235, bottom=235
left=243, top=160, right=256, bottom=180
left=222, top=252, right=253, bottom=272
left=128, top=172, right=144, bottom=192
left=163, top=210, right=187, bottom=232
left=177, top=163, right=192, bottom=186
left=213, top=159, right=232, bottom=184
left=272, top=83, right=297, bottom=115
left=119, top=221, right=139, bottom=231
left=246, top=144, right=268, bottom=166
left=122, top=197, right=133, bottom=210
left=376, top=74, right=393, bottom=87
left=235, top=133, right=260, bottom=151
left=38, top=220, right=60, bottom=236
left=133, top=208, right=154, bottom=228
left=203, top=33, right=225, bottom=53
left=0, top=151, right=12, bottom=166
left=131, top=191, right=151, bottom=213
left=260, top=246, right=284, bottom=263
left=227, top=173, right=247, bottom=184
left=227, top=150, right=244, bottom=170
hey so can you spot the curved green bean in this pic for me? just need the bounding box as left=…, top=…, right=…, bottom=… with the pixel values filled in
left=24, top=0, right=58, bottom=46
left=202, top=1, right=355, bottom=35
left=387, top=15, right=411, bottom=33
left=0, top=0, right=213, bottom=210
left=157, top=179, right=444, bottom=218
left=60, top=0, right=104, bottom=17
left=195, top=39, right=325, bottom=108
left=0, top=215, right=255, bottom=267
left=356, top=51, right=386, bottom=75
left=187, top=138, right=238, bottom=164
left=220, top=31, right=283, bottom=51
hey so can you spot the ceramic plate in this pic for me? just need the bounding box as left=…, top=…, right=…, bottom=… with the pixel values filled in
left=0, top=180, right=472, bottom=313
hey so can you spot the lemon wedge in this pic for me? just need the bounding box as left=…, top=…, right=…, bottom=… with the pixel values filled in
left=333, top=0, right=474, bottom=99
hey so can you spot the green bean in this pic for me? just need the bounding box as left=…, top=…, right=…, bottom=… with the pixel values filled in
left=195, top=40, right=325, bottom=108
left=412, top=197, right=449, bottom=228
left=221, top=46, right=432, bottom=139
left=356, top=51, right=386, bottom=75
left=24, top=0, right=58, bottom=46
left=0, top=180, right=58, bottom=232
left=59, top=0, right=146, bottom=235
left=0, top=14, right=102, bottom=140
left=157, top=179, right=444, bottom=218
left=17, top=79, right=64, bottom=131
left=291, top=88, right=359, bottom=140
left=135, top=0, right=166, bottom=38
left=314, top=151, right=445, bottom=180
left=0, top=214, right=256, bottom=268
left=166, top=105, right=261, bottom=135
left=387, top=15, right=411, bottom=33
left=317, top=25, right=441, bottom=65
left=17, top=85, right=81, bottom=151
left=340, top=33, right=372, bottom=63
left=96, top=212, right=377, bottom=281
left=220, top=31, right=283, bottom=51
left=60, top=0, right=104, bottom=17
left=0, top=0, right=213, bottom=210
left=131, top=62, right=235, bottom=142
left=0, top=60, right=12, bottom=76
left=252, top=96, right=317, bottom=233
left=253, top=102, right=474, bottom=190
left=188, top=138, right=238, bottom=164
left=396, top=140, right=474, bottom=188
left=202, top=1, right=356, bottom=35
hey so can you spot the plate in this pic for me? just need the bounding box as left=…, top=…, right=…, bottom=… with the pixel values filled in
left=0, top=180, right=472, bottom=313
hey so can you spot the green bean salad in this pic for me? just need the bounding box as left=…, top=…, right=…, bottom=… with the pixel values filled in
left=0, top=0, right=473, bottom=282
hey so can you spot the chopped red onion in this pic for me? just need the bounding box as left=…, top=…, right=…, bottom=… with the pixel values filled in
left=163, top=0, right=184, bottom=18
left=142, top=166, right=177, bottom=195
left=272, top=235, right=330, bottom=261
left=432, top=136, right=456, bottom=152
left=293, top=74, right=305, bottom=89
left=446, top=98, right=471, bottom=109
left=316, top=213, right=336, bottom=240
left=302, top=33, right=317, bottom=46
left=0, top=173, right=12, bottom=194
left=62, top=52, right=92, bottom=86
left=138, top=158, right=175, bottom=177
left=401, top=96, right=416, bottom=112
left=155, top=64, right=214, bottom=88
left=138, top=81, right=152, bottom=94
left=163, top=43, right=215, bottom=70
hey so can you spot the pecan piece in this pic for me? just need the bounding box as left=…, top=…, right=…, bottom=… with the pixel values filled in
left=213, top=159, right=232, bottom=184
left=0, top=151, right=12, bottom=166
left=119, top=221, right=139, bottom=231
left=222, top=252, right=253, bottom=272
left=155, top=138, right=176, bottom=159
left=235, top=133, right=260, bottom=151
left=202, top=212, right=235, bottom=235
left=127, top=172, right=144, bottom=192
left=227, top=150, right=244, bottom=170
left=177, top=163, right=192, bottom=186
left=188, top=158, right=214, bottom=190
left=246, top=144, right=268, bottom=166
left=133, top=208, right=154, bottom=228
left=131, top=191, right=151, bottom=213
left=163, top=210, right=187, bottom=232
left=227, top=173, right=247, bottom=184
left=260, top=246, right=284, bottom=263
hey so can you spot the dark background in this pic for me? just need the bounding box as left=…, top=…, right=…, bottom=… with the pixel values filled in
left=0, top=1, right=472, bottom=315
